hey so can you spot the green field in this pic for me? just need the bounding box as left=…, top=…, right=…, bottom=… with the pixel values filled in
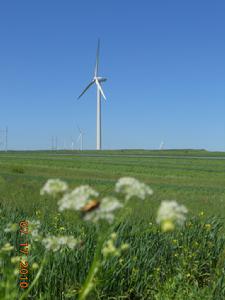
left=0, top=150, right=225, bottom=299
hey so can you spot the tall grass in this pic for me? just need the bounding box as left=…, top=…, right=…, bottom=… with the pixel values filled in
left=0, top=151, right=225, bottom=299
left=0, top=203, right=224, bottom=299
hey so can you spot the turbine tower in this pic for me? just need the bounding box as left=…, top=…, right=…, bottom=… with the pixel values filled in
left=159, top=141, right=164, bottom=150
left=77, top=126, right=84, bottom=151
left=78, top=39, right=107, bottom=150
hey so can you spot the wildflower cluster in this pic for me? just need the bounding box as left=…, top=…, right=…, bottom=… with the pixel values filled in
left=0, top=175, right=193, bottom=300
left=58, top=185, right=99, bottom=211
left=84, top=197, right=123, bottom=223
left=115, top=177, right=153, bottom=201
left=4, top=223, right=18, bottom=233
left=40, top=178, right=188, bottom=232
left=42, top=235, right=79, bottom=252
left=156, top=200, right=188, bottom=232
left=42, top=177, right=154, bottom=224
left=38, top=177, right=189, bottom=299
left=1, top=243, right=14, bottom=252
left=40, top=179, right=68, bottom=197
left=28, top=219, right=42, bottom=241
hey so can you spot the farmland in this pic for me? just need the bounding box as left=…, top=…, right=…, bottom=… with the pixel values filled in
left=0, top=150, right=225, bottom=299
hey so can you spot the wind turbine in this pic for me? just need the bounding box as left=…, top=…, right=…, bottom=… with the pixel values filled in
left=159, top=141, right=164, bottom=150
left=78, top=39, right=107, bottom=150
left=71, top=138, right=74, bottom=150
left=77, top=126, right=84, bottom=151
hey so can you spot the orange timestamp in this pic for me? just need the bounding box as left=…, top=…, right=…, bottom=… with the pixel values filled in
left=19, top=220, right=29, bottom=289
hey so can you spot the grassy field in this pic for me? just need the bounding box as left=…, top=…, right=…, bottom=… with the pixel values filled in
left=0, top=150, right=225, bottom=299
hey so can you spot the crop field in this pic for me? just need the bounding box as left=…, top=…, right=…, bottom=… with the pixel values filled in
left=0, top=150, right=225, bottom=299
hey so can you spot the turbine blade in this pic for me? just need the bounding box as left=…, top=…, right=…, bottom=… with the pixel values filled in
left=77, top=80, right=95, bottom=99
left=77, top=124, right=81, bottom=133
left=76, top=134, right=81, bottom=143
left=94, top=39, right=100, bottom=77
left=96, top=79, right=106, bottom=100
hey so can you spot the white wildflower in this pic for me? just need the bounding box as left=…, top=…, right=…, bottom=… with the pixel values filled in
left=4, top=223, right=18, bottom=233
left=40, top=179, right=68, bottom=197
left=84, top=197, right=123, bottom=223
left=28, top=220, right=41, bottom=230
left=31, top=229, right=42, bottom=241
left=42, top=235, right=78, bottom=252
left=156, top=200, right=188, bottom=232
left=1, top=243, right=14, bottom=252
left=115, top=177, right=153, bottom=201
left=58, top=185, right=99, bottom=212
left=26, top=220, right=42, bottom=241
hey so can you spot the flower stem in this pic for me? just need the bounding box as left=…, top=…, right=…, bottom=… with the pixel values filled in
left=78, top=233, right=106, bottom=300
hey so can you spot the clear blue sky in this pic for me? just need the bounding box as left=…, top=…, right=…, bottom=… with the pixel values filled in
left=0, top=0, right=224, bottom=151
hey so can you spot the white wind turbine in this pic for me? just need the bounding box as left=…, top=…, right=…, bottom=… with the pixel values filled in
left=77, top=126, right=84, bottom=151
left=159, top=141, right=165, bottom=150
left=77, top=39, right=107, bottom=150
left=71, top=140, right=74, bottom=151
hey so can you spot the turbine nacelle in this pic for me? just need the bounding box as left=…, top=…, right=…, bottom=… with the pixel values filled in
left=78, top=76, right=107, bottom=100
left=94, top=76, right=107, bottom=83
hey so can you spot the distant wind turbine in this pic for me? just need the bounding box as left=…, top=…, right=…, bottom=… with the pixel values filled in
left=77, top=39, right=107, bottom=150
left=71, top=138, right=74, bottom=150
left=77, top=126, right=84, bottom=151
left=159, top=141, right=164, bottom=150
